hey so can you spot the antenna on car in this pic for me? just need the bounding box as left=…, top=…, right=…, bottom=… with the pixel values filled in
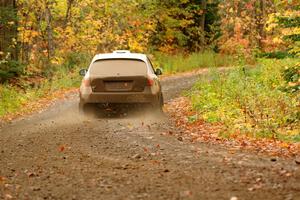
left=113, top=50, right=131, bottom=54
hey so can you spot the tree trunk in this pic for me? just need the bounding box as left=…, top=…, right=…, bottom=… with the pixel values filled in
left=0, top=0, right=18, bottom=60
left=201, top=0, right=207, bottom=32
left=258, top=0, right=266, bottom=49
left=45, top=1, right=54, bottom=60
left=198, top=0, right=207, bottom=50
left=65, top=0, right=74, bottom=27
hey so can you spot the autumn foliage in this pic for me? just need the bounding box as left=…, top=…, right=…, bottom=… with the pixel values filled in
left=0, top=0, right=299, bottom=81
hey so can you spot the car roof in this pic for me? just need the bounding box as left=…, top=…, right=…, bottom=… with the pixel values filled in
left=92, top=50, right=148, bottom=63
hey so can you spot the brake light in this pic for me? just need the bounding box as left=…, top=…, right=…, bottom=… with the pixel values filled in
left=82, top=78, right=90, bottom=87
left=147, top=78, right=154, bottom=86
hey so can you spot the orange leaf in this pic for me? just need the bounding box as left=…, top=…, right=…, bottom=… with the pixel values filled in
left=59, top=145, right=65, bottom=152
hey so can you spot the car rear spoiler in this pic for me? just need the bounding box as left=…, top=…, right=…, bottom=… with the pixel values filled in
left=113, top=50, right=131, bottom=54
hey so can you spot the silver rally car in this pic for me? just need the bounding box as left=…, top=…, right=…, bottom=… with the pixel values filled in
left=79, top=50, right=163, bottom=114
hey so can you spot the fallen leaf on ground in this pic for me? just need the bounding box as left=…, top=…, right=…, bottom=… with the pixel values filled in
left=59, top=145, right=65, bottom=152
left=165, top=97, right=300, bottom=158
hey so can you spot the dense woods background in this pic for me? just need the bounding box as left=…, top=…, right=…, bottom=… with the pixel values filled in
left=0, top=0, right=299, bottom=82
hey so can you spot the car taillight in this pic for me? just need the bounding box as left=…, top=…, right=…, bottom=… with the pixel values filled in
left=82, top=78, right=90, bottom=87
left=147, top=78, right=154, bottom=86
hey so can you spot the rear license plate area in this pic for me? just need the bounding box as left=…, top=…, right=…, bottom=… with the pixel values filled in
left=104, top=81, right=133, bottom=91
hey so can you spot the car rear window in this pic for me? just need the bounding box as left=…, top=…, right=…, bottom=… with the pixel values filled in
left=90, top=59, right=147, bottom=76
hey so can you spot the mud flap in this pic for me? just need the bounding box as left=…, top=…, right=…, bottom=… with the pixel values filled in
left=152, top=93, right=164, bottom=114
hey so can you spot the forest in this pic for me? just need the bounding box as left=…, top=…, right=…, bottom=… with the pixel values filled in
left=0, top=0, right=299, bottom=142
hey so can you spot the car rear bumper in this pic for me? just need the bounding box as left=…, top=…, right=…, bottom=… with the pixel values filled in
left=79, top=88, right=159, bottom=104
left=81, top=93, right=158, bottom=104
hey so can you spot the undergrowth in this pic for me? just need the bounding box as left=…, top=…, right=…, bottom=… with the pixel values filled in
left=0, top=69, right=82, bottom=117
left=154, top=51, right=237, bottom=73
left=189, top=58, right=300, bottom=142
left=0, top=52, right=91, bottom=118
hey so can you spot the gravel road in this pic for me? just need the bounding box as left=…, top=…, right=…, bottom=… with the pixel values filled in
left=0, top=71, right=300, bottom=200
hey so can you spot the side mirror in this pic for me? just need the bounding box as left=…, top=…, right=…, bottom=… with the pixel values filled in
left=79, top=69, right=88, bottom=76
left=155, top=68, right=163, bottom=76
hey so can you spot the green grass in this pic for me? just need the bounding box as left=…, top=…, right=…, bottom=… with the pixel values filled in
left=189, top=58, right=300, bottom=142
left=0, top=67, right=82, bottom=118
left=0, top=52, right=92, bottom=118
left=154, top=51, right=238, bottom=73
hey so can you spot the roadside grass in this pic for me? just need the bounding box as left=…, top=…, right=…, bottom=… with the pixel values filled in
left=0, top=52, right=92, bottom=119
left=154, top=51, right=237, bottom=73
left=0, top=68, right=82, bottom=118
left=188, top=58, right=300, bottom=142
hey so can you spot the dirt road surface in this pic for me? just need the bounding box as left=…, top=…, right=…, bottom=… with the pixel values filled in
left=1, top=71, right=300, bottom=200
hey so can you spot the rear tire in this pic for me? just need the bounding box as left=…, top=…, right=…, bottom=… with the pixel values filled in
left=152, top=93, right=164, bottom=113
left=79, top=102, right=95, bottom=117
